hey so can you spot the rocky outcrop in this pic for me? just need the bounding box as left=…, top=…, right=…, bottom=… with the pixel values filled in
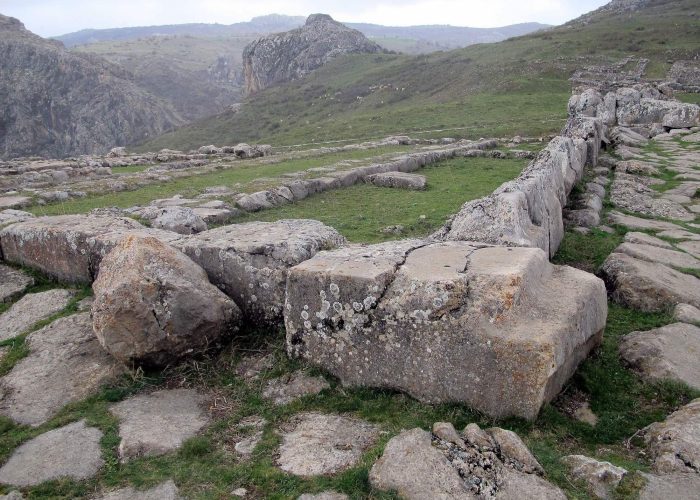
left=370, top=423, right=565, bottom=499
left=285, top=241, right=607, bottom=420
left=242, top=14, right=384, bottom=94
left=0, top=14, right=182, bottom=159
left=92, top=235, right=241, bottom=366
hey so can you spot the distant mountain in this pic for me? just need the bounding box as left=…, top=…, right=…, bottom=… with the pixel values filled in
left=243, top=14, right=386, bottom=94
left=55, top=15, right=550, bottom=54
left=0, top=14, right=183, bottom=159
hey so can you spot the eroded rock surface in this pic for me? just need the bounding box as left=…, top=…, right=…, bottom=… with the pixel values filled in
left=276, top=413, right=379, bottom=477
left=640, top=398, right=700, bottom=474
left=0, top=288, right=73, bottom=341
left=638, top=472, right=700, bottom=499
left=95, top=480, right=182, bottom=500
left=110, top=388, right=210, bottom=460
left=0, top=264, right=32, bottom=303
left=562, top=455, right=627, bottom=499
left=620, top=323, right=700, bottom=389
left=262, top=372, right=330, bottom=405
left=0, top=313, right=125, bottom=426
left=370, top=424, right=565, bottom=499
left=92, top=235, right=240, bottom=366
left=0, top=420, right=103, bottom=486
left=286, top=241, right=607, bottom=419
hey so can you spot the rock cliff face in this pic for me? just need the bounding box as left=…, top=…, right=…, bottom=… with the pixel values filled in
left=0, top=14, right=183, bottom=159
left=242, top=14, right=385, bottom=94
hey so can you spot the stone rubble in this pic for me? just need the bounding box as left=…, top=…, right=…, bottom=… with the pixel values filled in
left=262, top=371, right=330, bottom=405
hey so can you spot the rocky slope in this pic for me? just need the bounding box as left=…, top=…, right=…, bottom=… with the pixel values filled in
left=242, top=14, right=385, bottom=94
left=0, top=14, right=183, bottom=159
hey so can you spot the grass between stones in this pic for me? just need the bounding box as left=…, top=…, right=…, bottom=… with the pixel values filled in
left=233, top=156, right=526, bottom=243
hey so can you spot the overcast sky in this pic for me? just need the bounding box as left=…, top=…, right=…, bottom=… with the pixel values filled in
left=2, top=0, right=611, bottom=37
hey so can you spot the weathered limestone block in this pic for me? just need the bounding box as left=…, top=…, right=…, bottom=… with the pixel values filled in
left=439, top=137, right=585, bottom=257
left=615, top=242, right=700, bottom=270
left=92, top=235, right=240, bottom=366
left=95, top=480, right=182, bottom=500
left=365, top=172, right=427, bottom=190
left=0, top=215, right=181, bottom=284
left=562, top=455, right=627, bottom=499
left=151, top=206, right=207, bottom=234
left=176, top=220, right=345, bottom=325
left=0, top=264, right=33, bottom=303
left=617, top=98, right=700, bottom=129
left=600, top=253, right=700, bottom=311
left=640, top=398, right=700, bottom=474
left=285, top=241, right=607, bottom=420
left=620, top=323, right=700, bottom=390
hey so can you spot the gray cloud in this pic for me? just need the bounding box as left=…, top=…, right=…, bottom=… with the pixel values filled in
left=2, top=0, right=610, bottom=37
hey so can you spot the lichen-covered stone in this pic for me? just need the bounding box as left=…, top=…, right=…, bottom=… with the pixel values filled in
left=286, top=241, right=607, bottom=420
left=175, top=220, right=345, bottom=325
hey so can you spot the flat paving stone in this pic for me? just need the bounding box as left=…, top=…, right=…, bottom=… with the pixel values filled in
left=110, top=388, right=210, bottom=460
left=657, top=229, right=700, bottom=241
left=607, top=212, right=685, bottom=232
left=600, top=253, right=700, bottom=311
left=677, top=240, right=700, bottom=259
left=620, top=323, right=700, bottom=390
left=0, top=265, right=33, bottom=303
left=0, top=420, right=103, bottom=487
left=623, top=232, right=673, bottom=249
left=0, top=313, right=125, bottom=426
left=263, top=372, right=330, bottom=405
left=95, top=480, right=182, bottom=500
left=0, top=289, right=73, bottom=341
left=675, top=303, right=700, bottom=325
left=298, top=493, right=349, bottom=500
left=276, top=413, right=380, bottom=477
left=615, top=242, right=700, bottom=270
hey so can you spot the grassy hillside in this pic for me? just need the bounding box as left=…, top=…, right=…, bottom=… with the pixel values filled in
left=139, top=0, right=699, bottom=151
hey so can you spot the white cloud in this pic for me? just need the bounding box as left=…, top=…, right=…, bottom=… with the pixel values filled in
left=2, top=0, right=610, bottom=37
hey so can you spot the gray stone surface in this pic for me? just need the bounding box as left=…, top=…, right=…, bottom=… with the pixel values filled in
left=95, top=480, right=182, bottom=500
left=0, top=264, right=33, bottom=303
left=488, top=427, right=543, bottom=475
left=607, top=211, right=684, bottom=232
left=0, top=420, right=103, bottom=486
left=366, top=171, right=427, bottom=190
left=151, top=207, right=207, bottom=235
left=620, top=323, right=700, bottom=390
left=110, top=388, right=210, bottom=460
left=678, top=240, right=700, bottom=259
left=615, top=242, right=700, bottom=270
left=263, top=372, right=330, bottom=405
left=601, top=253, right=700, bottom=311
left=638, top=472, right=700, bottom=500
left=370, top=426, right=565, bottom=500
left=175, top=220, right=346, bottom=325
left=298, top=492, right=348, bottom=500
left=286, top=241, right=607, bottom=420
left=0, top=313, right=125, bottom=426
left=276, top=413, right=380, bottom=477
left=234, top=416, right=266, bottom=458
left=0, top=215, right=181, bottom=284
left=657, top=229, right=700, bottom=241
left=92, top=235, right=240, bottom=366
left=674, top=303, right=700, bottom=325
left=623, top=232, right=673, bottom=249
left=0, top=288, right=73, bottom=341
left=562, top=455, right=627, bottom=499
left=641, top=398, right=700, bottom=474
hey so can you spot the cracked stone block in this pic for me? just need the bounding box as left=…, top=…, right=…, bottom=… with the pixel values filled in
left=0, top=420, right=103, bottom=486
left=175, top=220, right=346, bottom=325
left=0, top=288, right=73, bottom=341
left=110, top=388, right=210, bottom=460
left=285, top=241, right=607, bottom=420
left=0, top=264, right=33, bottom=303
left=365, top=172, right=427, bottom=190
left=276, top=412, right=379, bottom=477
left=0, top=313, right=125, bottom=426
left=0, top=215, right=182, bottom=284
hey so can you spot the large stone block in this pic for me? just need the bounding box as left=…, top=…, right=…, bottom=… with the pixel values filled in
left=0, top=215, right=181, bottom=284
left=285, top=241, right=607, bottom=420
left=175, top=220, right=346, bottom=325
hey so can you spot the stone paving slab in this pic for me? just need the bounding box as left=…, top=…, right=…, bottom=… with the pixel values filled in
left=95, top=480, right=182, bottom=500
left=620, top=323, right=700, bottom=390
left=262, top=372, right=330, bottom=405
left=0, top=289, right=73, bottom=341
left=276, top=413, right=380, bottom=477
left=0, top=420, right=103, bottom=487
left=0, top=313, right=125, bottom=426
left=110, top=388, right=210, bottom=460
left=615, top=242, right=700, bottom=270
